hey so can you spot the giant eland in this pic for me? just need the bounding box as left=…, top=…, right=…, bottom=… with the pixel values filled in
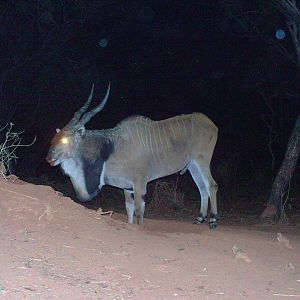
left=46, top=83, right=219, bottom=228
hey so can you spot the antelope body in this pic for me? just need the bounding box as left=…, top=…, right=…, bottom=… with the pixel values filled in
left=47, top=84, right=219, bottom=228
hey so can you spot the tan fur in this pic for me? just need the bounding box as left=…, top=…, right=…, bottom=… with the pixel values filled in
left=47, top=84, right=219, bottom=228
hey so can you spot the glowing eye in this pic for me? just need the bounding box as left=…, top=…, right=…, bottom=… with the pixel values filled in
left=61, top=137, right=68, bottom=144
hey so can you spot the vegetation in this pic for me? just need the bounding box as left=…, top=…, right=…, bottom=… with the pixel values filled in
left=0, top=123, right=35, bottom=179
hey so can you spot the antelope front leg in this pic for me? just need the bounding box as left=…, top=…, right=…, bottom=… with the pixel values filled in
left=124, top=190, right=135, bottom=224
left=133, top=184, right=147, bottom=225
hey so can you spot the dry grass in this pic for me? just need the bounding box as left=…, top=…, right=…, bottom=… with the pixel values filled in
left=149, top=177, right=185, bottom=212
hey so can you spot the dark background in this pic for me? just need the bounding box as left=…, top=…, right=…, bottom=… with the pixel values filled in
left=0, top=1, right=299, bottom=218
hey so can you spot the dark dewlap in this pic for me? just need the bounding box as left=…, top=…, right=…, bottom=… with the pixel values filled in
left=82, top=139, right=114, bottom=196
left=82, top=156, right=103, bottom=196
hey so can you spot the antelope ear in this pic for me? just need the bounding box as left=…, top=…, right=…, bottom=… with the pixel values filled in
left=76, top=126, right=86, bottom=137
left=56, top=128, right=61, bottom=133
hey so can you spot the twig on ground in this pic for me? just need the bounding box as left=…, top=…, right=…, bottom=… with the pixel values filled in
left=96, top=207, right=113, bottom=217
left=232, top=245, right=252, bottom=263
left=273, top=293, right=300, bottom=297
left=277, top=232, right=293, bottom=249
left=0, top=187, right=39, bottom=201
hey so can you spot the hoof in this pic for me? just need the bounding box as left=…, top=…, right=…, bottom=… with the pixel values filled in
left=193, top=215, right=207, bottom=225
left=209, top=213, right=219, bottom=229
left=209, top=221, right=218, bottom=229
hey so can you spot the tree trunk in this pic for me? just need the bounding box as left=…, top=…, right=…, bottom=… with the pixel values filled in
left=261, top=113, right=300, bottom=220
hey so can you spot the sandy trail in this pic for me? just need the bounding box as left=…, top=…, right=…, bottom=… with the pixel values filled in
left=0, top=178, right=299, bottom=299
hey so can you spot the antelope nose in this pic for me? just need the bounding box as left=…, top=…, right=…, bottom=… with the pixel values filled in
left=46, top=151, right=58, bottom=166
left=46, top=150, right=54, bottom=162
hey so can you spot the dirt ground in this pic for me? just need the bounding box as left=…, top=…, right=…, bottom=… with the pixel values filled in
left=0, top=177, right=299, bottom=300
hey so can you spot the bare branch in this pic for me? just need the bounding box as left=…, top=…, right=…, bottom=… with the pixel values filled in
left=0, top=123, right=36, bottom=176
